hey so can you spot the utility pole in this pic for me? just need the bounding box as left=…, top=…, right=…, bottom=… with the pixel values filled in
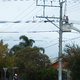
left=36, top=0, right=64, bottom=80
left=58, top=2, right=63, bottom=80
left=43, top=0, right=45, bottom=17
left=36, top=1, right=80, bottom=80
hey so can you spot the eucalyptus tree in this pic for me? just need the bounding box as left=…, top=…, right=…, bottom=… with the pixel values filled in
left=15, top=46, right=50, bottom=79
left=62, top=44, right=80, bottom=80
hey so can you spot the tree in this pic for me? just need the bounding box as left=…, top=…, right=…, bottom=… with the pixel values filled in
left=29, top=67, right=58, bottom=80
left=19, top=35, right=35, bottom=47
left=10, top=35, right=35, bottom=54
left=0, top=40, right=14, bottom=79
left=62, top=44, right=80, bottom=80
left=15, top=46, right=50, bottom=79
left=10, top=45, right=21, bottom=54
left=10, top=35, right=45, bottom=54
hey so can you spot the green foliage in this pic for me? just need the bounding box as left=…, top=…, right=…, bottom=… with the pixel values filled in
left=0, top=40, right=14, bottom=79
left=10, top=35, right=48, bottom=79
left=62, top=44, right=80, bottom=80
left=10, top=35, right=45, bottom=55
left=0, top=40, right=14, bottom=71
left=19, top=35, right=35, bottom=47
left=15, top=46, right=51, bottom=79
left=10, top=35, right=35, bottom=54
left=29, top=67, right=58, bottom=80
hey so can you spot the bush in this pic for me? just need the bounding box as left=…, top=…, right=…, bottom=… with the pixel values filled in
left=28, top=67, right=58, bottom=80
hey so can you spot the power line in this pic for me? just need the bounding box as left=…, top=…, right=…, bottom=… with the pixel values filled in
left=28, top=30, right=58, bottom=33
left=2, top=1, right=42, bottom=33
left=1, top=1, right=35, bottom=31
left=44, top=36, right=80, bottom=48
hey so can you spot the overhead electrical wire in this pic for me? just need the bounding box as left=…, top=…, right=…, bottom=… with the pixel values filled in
left=7, top=8, right=42, bottom=35
left=64, top=2, right=80, bottom=14
left=0, top=1, right=37, bottom=41
left=44, top=36, right=80, bottom=48
left=46, top=1, right=77, bottom=14
left=1, top=8, right=41, bottom=43
left=0, top=1, right=44, bottom=42
left=28, top=30, right=58, bottom=33
left=4, top=1, right=43, bottom=34
left=0, top=0, right=79, bottom=33
left=0, top=4, right=33, bottom=33
left=1, top=1, right=35, bottom=31
left=1, top=0, right=80, bottom=3
left=67, top=7, right=80, bottom=14
left=38, top=31, right=80, bottom=47
left=67, top=4, right=80, bottom=13
left=0, top=0, right=80, bottom=51
left=0, top=1, right=80, bottom=23
left=13, top=2, right=35, bottom=20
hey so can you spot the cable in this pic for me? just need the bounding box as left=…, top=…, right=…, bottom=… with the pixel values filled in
left=43, top=36, right=80, bottom=48
left=2, top=1, right=42, bottom=32
left=0, top=0, right=80, bottom=51
left=67, top=5, right=80, bottom=13
left=28, top=30, right=58, bottom=33
left=0, top=1, right=43, bottom=43
left=44, top=43, right=58, bottom=48
left=0, top=1, right=38, bottom=40
left=66, top=2, right=80, bottom=13
left=13, top=2, right=35, bottom=20
left=2, top=1, right=35, bottom=30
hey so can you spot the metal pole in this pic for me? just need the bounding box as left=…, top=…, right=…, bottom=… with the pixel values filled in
left=4, top=71, right=7, bottom=80
left=12, top=67, right=14, bottom=78
left=58, top=2, right=62, bottom=80
left=43, top=0, right=45, bottom=17
left=3, top=68, right=7, bottom=80
left=36, top=0, right=38, bottom=6
left=5, top=71, right=6, bottom=80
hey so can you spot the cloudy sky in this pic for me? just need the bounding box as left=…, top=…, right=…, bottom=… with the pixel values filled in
left=0, top=0, right=80, bottom=58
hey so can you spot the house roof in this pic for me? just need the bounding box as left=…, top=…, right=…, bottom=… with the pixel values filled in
left=49, top=57, right=58, bottom=64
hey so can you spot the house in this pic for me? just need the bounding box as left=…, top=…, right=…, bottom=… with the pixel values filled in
left=50, top=57, right=66, bottom=69
left=49, top=57, right=70, bottom=80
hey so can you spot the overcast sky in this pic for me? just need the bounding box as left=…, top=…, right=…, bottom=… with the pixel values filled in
left=0, top=0, right=80, bottom=58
